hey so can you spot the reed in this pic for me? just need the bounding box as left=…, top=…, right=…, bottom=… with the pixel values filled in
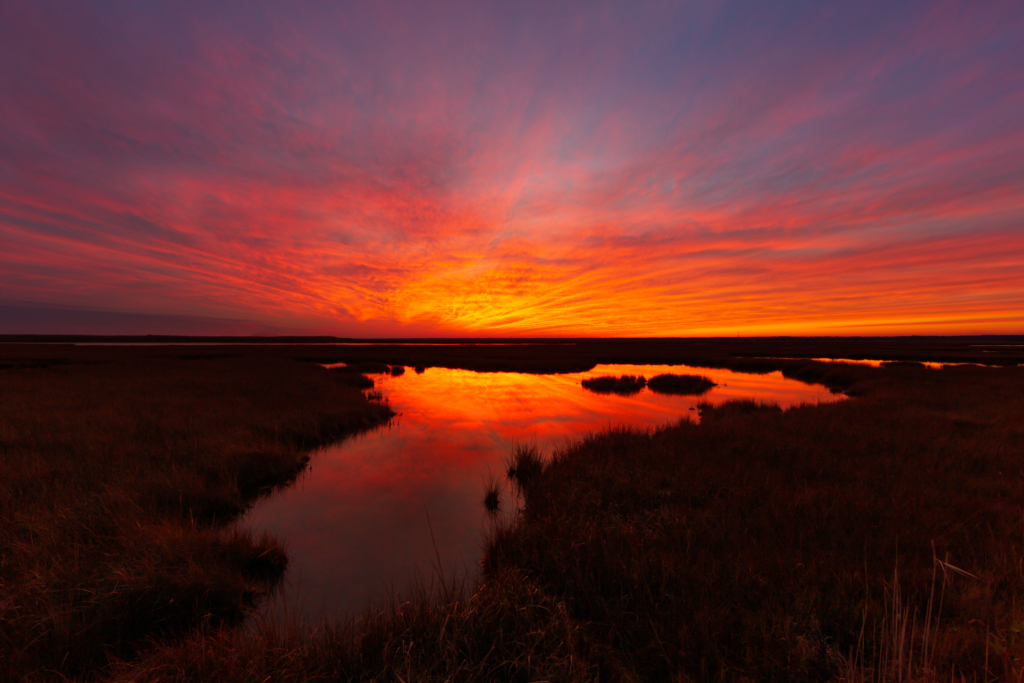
left=837, top=552, right=1023, bottom=683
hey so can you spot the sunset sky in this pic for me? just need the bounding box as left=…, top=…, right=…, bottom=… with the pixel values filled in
left=2, top=1, right=1023, bottom=336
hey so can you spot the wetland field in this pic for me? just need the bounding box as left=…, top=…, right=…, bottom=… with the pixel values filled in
left=2, top=336, right=1024, bottom=682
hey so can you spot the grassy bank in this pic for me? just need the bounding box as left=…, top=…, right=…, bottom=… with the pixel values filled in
left=5, top=343, right=1024, bottom=681
left=292, top=336, right=1024, bottom=374
left=0, top=350, right=392, bottom=680
left=486, top=363, right=1024, bottom=680
left=101, top=361, right=1024, bottom=682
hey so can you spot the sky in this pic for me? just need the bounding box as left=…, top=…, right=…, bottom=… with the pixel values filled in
left=2, top=0, right=1023, bottom=337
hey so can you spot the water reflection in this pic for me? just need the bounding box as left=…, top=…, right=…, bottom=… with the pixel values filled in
left=783, top=357, right=972, bottom=369
left=244, top=363, right=842, bottom=620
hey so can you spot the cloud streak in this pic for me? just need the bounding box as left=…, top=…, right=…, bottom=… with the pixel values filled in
left=1, top=0, right=1023, bottom=335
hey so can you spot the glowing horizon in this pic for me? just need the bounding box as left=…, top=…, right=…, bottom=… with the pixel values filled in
left=2, top=1, right=1023, bottom=336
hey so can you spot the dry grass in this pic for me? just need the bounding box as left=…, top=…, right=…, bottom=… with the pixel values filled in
left=646, top=373, right=716, bottom=395
left=484, top=364, right=1024, bottom=681
left=5, top=342, right=1024, bottom=681
left=0, top=350, right=391, bottom=680
left=483, top=477, right=502, bottom=515
left=331, top=367, right=376, bottom=389
left=109, top=568, right=598, bottom=683
left=504, top=443, right=544, bottom=499
left=838, top=555, right=992, bottom=683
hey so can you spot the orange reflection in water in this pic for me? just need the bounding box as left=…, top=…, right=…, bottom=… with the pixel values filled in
left=804, top=358, right=979, bottom=369
left=244, top=364, right=842, bottom=620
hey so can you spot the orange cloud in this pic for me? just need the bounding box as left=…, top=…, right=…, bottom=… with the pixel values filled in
left=1, top=0, right=1023, bottom=335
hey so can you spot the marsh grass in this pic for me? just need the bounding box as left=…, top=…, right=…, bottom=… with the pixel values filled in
left=301, top=336, right=1024, bottom=376
left=117, top=360, right=1024, bottom=682
left=580, top=374, right=647, bottom=395
left=76, top=361, right=1024, bottom=681
left=837, top=553, right=1024, bottom=683
left=0, top=350, right=392, bottom=680
left=331, top=366, right=376, bottom=389
left=108, top=567, right=597, bottom=683
left=483, top=477, right=502, bottom=514
left=504, top=443, right=544, bottom=500
left=351, top=361, right=391, bottom=374
left=646, top=372, right=716, bottom=395
left=482, top=365, right=1024, bottom=681
left=5, top=342, right=1024, bottom=681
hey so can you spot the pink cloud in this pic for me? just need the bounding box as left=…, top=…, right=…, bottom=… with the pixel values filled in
left=1, top=0, right=1022, bottom=336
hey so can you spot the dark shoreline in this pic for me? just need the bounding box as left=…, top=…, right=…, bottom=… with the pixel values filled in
left=0, top=348, right=393, bottom=680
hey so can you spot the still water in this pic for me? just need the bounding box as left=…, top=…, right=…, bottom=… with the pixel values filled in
left=244, top=363, right=842, bottom=620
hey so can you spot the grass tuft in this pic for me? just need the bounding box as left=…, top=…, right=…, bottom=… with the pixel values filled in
left=483, top=478, right=502, bottom=514
left=646, top=372, right=716, bottom=395
left=581, top=374, right=647, bottom=395
left=504, top=444, right=544, bottom=498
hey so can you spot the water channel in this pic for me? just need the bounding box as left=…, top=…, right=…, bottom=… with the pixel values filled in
left=243, top=362, right=844, bottom=621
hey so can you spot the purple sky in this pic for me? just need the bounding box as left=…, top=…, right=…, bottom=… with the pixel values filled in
left=2, top=0, right=1023, bottom=335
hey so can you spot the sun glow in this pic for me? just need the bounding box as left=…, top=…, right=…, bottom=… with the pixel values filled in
left=2, top=1, right=1023, bottom=335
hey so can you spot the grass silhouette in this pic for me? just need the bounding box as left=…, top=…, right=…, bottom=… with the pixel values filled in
left=646, top=372, right=716, bottom=395
left=483, top=477, right=502, bottom=514
left=581, top=374, right=647, bottom=395
left=330, top=365, right=375, bottom=388
left=504, top=443, right=544, bottom=496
